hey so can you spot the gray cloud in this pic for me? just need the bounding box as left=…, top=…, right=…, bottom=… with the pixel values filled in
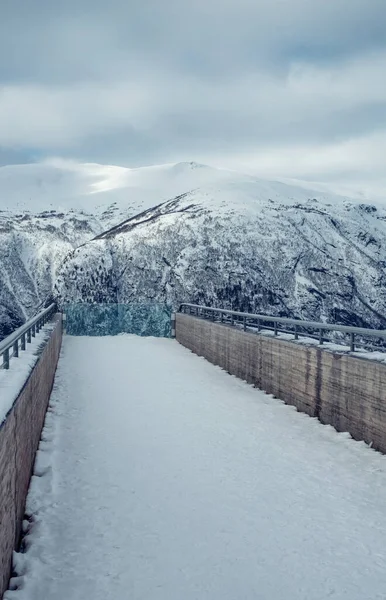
left=1, top=0, right=386, bottom=189
left=0, top=146, right=35, bottom=166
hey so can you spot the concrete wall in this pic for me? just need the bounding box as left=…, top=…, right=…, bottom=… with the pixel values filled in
left=0, top=315, right=62, bottom=598
left=176, top=313, right=386, bottom=453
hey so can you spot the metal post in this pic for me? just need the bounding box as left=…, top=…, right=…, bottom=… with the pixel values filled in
left=220, top=313, right=223, bottom=323
left=21, top=333, right=26, bottom=351
left=319, top=329, right=323, bottom=345
left=257, top=319, right=261, bottom=331
left=32, top=324, right=35, bottom=337
left=13, top=340, right=19, bottom=358
left=171, top=313, right=176, bottom=338
left=243, top=317, right=246, bottom=331
left=294, top=325, right=299, bottom=340
left=27, top=328, right=31, bottom=343
left=274, top=321, right=278, bottom=335
left=3, top=349, right=9, bottom=370
left=231, top=314, right=234, bottom=326
left=350, top=332, right=355, bottom=352
left=211, top=311, right=215, bottom=321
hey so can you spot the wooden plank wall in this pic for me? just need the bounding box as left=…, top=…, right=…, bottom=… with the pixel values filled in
left=0, top=315, right=63, bottom=598
left=176, top=313, right=386, bottom=453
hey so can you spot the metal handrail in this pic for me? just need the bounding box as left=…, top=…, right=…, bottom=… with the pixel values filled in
left=0, top=303, right=57, bottom=370
left=178, top=303, right=386, bottom=352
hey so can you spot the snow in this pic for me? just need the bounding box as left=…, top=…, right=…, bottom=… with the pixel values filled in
left=53, top=168, right=386, bottom=333
left=0, top=160, right=242, bottom=216
left=0, top=323, right=55, bottom=425
left=6, top=335, right=386, bottom=600
left=4, top=158, right=386, bottom=335
left=0, top=158, right=365, bottom=217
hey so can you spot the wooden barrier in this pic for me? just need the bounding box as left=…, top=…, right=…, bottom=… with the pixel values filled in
left=0, top=315, right=62, bottom=598
left=176, top=313, right=386, bottom=453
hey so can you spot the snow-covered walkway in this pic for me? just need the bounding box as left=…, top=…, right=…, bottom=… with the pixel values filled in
left=6, top=335, right=386, bottom=600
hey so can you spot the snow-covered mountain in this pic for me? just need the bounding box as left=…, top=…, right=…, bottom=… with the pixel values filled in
left=0, top=159, right=237, bottom=222
left=54, top=174, right=386, bottom=330
left=2, top=159, right=386, bottom=340
left=0, top=208, right=103, bottom=338
left=0, top=160, right=239, bottom=338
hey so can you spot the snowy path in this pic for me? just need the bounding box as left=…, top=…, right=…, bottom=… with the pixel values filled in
left=6, top=335, right=386, bottom=600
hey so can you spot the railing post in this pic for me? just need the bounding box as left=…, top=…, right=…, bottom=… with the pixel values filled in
left=3, top=348, right=9, bottom=370
left=170, top=313, right=176, bottom=338
left=319, top=329, right=323, bottom=345
left=220, top=313, right=223, bottom=323
left=350, top=332, right=355, bottom=352
left=274, top=321, right=278, bottom=336
left=243, top=317, right=246, bottom=331
left=294, top=325, right=299, bottom=340
left=211, top=311, right=215, bottom=322
left=257, top=319, right=261, bottom=331
left=27, top=328, right=32, bottom=344
left=32, top=324, right=36, bottom=338
left=13, top=340, right=19, bottom=358
left=231, top=314, right=234, bottom=326
left=21, top=333, right=26, bottom=351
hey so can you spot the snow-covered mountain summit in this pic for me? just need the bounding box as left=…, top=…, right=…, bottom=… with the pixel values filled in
left=1, top=158, right=386, bottom=339
left=0, top=160, right=243, bottom=337
left=54, top=174, right=386, bottom=331
left=0, top=160, right=238, bottom=220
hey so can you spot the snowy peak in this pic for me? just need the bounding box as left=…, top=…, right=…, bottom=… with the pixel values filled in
left=0, top=160, right=237, bottom=217
left=2, top=158, right=386, bottom=340
left=54, top=176, right=386, bottom=332
left=93, top=174, right=371, bottom=242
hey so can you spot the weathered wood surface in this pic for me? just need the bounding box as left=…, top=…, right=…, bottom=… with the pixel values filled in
left=0, top=316, right=62, bottom=598
left=176, top=313, right=386, bottom=453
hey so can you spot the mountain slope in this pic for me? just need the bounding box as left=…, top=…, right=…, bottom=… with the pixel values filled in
left=0, top=210, right=104, bottom=337
left=54, top=178, right=386, bottom=329
left=0, top=161, right=243, bottom=338
left=0, top=160, right=237, bottom=223
left=2, top=159, right=386, bottom=340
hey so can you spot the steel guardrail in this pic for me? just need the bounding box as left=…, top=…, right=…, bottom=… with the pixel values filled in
left=0, top=303, right=57, bottom=370
left=178, top=303, right=386, bottom=352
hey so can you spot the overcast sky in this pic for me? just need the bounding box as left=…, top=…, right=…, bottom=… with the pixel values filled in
left=1, top=0, right=386, bottom=191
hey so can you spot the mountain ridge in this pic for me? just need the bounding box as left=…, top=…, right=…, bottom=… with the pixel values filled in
left=1, top=160, right=386, bottom=340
